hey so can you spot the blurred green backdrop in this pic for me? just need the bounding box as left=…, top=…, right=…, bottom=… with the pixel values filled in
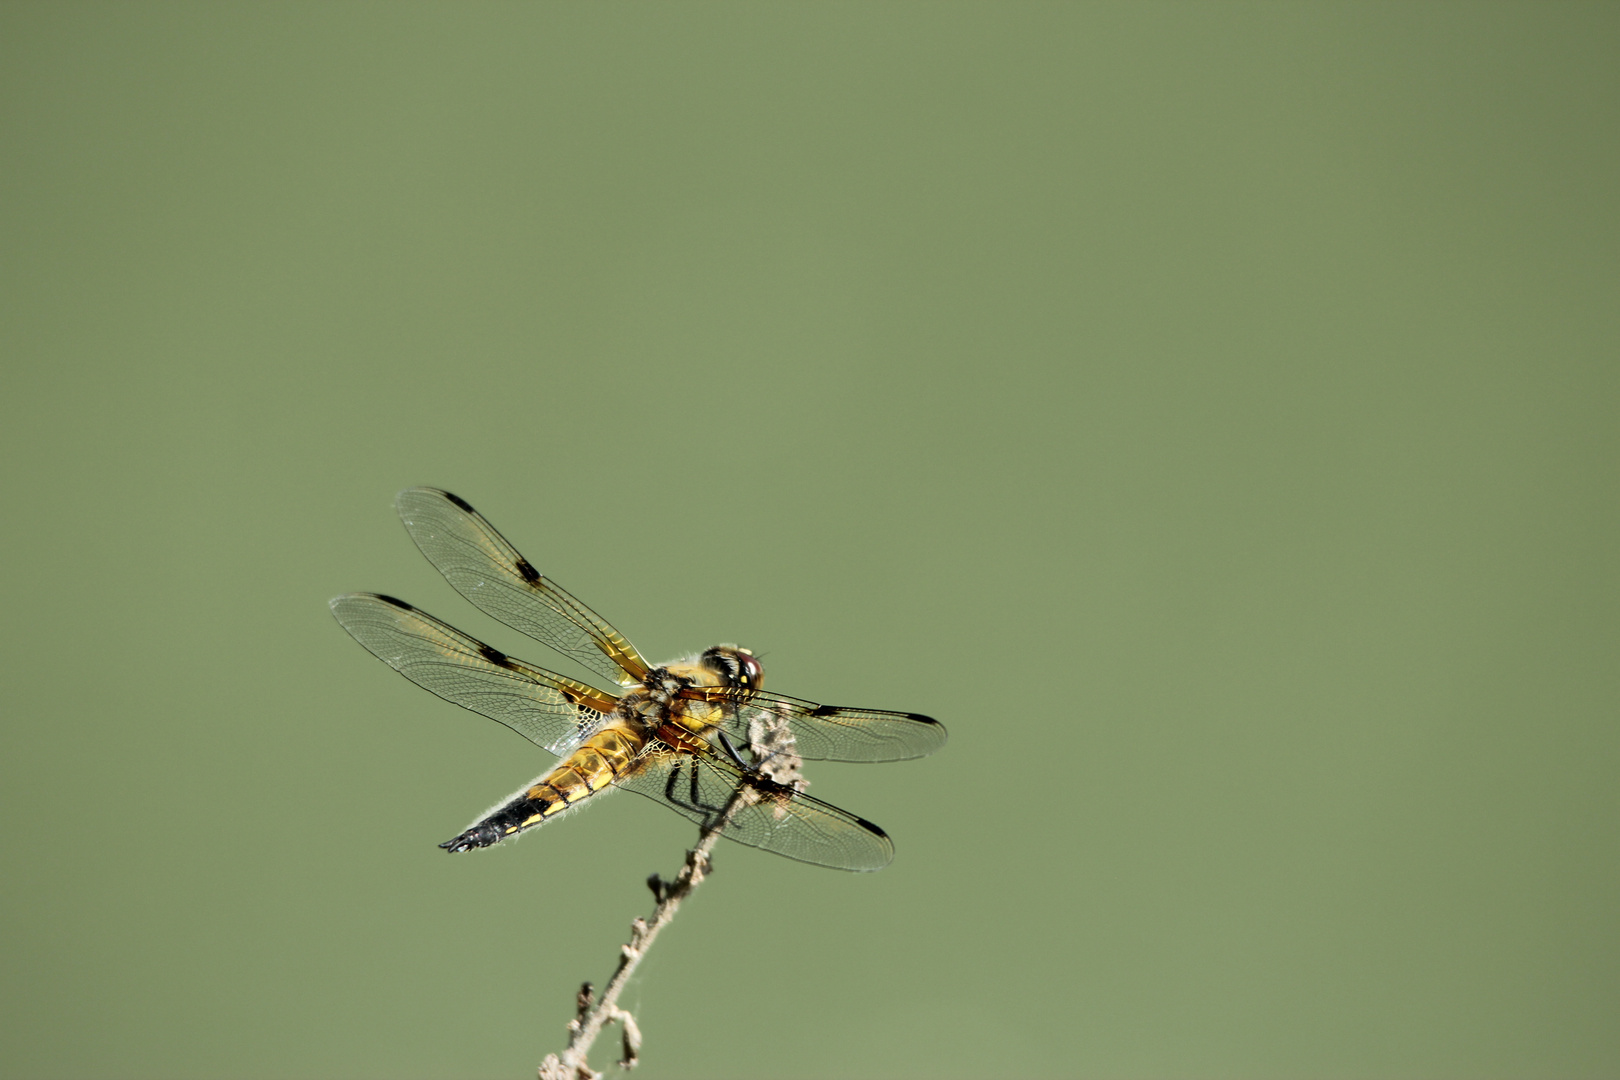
left=2, top=4, right=1615, bottom=1078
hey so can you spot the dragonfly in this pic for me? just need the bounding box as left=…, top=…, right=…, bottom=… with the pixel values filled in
left=329, top=488, right=946, bottom=871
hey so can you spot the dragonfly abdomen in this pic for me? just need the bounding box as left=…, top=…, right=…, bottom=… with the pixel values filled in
left=439, top=722, right=648, bottom=852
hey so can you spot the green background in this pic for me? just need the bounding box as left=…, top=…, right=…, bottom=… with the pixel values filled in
left=3, top=4, right=1615, bottom=1078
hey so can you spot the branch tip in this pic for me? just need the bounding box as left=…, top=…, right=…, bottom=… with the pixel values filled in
left=613, top=1008, right=642, bottom=1070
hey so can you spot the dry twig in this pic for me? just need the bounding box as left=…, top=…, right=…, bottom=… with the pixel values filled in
left=537, top=715, right=803, bottom=1079
left=535, top=814, right=727, bottom=1080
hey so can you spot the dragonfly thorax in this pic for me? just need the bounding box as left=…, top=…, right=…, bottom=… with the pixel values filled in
left=625, top=667, right=690, bottom=716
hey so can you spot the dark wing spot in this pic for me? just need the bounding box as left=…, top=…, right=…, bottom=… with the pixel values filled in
left=443, top=491, right=477, bottom=513
left=513, top=556, right=541, bottom=584
left=809, top=704, right=838, bottom=717
left=907, top=713, right=940, bottom=725
left=478, top=642, right=512, bottom=668
left=375, top=594, right=416, bottom=611
left=853, top=816, right=890, bottom=839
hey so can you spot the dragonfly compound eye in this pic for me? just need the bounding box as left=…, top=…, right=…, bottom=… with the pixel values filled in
left=701, top=645, right=763, bottom=691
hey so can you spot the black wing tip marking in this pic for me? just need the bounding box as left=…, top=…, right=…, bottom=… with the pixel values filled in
left=853, top=815, right=890, bottom=840
left=397, top=486, right=476, bottom=513
left=439, top=823, right=501, bottom=852
left=806, top=704, right=941, bottom=726
left=891, top=711, right=947, bottom=739
left=328, top=593, right=417, bottom=613
left=909, top=713, right=946, bottom=739
left=441, top=491, right=477, bottom=513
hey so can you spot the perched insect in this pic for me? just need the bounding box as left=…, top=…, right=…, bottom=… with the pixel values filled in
left=330, top=488, right=946, bottom=871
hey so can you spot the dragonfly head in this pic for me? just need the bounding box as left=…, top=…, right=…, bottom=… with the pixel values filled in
left=700, top=645, right=763, bottom=692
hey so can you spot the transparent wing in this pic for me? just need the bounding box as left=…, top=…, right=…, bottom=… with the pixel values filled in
left=620, top=745, right=895, bottom=872
left=394, top=487, right=650, bottom=686
left=330, top=593, right=620, bottom=756
left=686, top=687, right=947, bottom=762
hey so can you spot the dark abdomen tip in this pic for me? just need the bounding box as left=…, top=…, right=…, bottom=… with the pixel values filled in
left=439, top=822, right=502, bottom=852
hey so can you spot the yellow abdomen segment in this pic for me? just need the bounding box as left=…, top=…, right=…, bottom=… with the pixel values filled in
left=439, top=722, right=648, bottom=852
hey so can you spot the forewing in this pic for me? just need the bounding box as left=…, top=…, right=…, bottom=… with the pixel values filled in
left=691, top=688, right=947, bottom=762
left=620, top=746, right=894, bottom=872
left=394, top=487, right=650, bottom=686
left=330, top=593, right=619, bottom=755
